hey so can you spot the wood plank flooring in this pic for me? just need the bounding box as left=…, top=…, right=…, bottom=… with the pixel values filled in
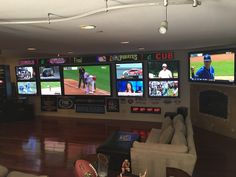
left=0, top=117, right=236, bottom=177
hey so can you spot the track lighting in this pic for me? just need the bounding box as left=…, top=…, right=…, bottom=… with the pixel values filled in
left=192, top=0, right=200, bottom=7
left=159, top=1, right=168, bottom=34
left=159, top=21, right=168, bottom=34
left=164, top=0, right=168, bottom=7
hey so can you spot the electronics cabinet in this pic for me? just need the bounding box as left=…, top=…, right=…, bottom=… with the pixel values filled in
left=0, top=65, right=12, bottom=115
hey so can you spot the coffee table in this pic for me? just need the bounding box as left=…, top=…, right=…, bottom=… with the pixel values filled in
left=96, top=131, right=140, bottom=171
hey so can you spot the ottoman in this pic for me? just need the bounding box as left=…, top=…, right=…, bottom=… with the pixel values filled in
left=0, top=165, right=8, bottom=177
left=96, top=131, right=140, bottom=171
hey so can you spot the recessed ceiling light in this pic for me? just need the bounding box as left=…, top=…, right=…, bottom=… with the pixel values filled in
left=120, top=41, right=130, bottom=44
left=138, top=47, right=145, bottom=50
left=80, top=25, right=96, bottom=30
left=27, top=47, right=36, bottom=51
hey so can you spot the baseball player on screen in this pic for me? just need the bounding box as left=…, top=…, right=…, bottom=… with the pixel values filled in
left=191, top=54, right=215, bottom=80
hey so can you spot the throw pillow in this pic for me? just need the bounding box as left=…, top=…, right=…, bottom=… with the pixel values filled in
left=146, top=128, right=161, bottom=143
left=174, top=118, right=187, bottom=136
left=173, top=114, right=184, bottom=125
left=0, top=165, right=8, bottom=177
left=159, top=125, right=174, bottom=144
left=171, top=131, right=187, bottom=146
left=161, top=116, right=172, bottom=131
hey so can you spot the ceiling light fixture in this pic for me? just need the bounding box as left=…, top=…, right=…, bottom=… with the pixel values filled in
left=159, top=1, right=168, bottom=34
left=80, top=25, right=96, bottom=30
left=105, top=0, right=109, bottom=12
left=159, top=20, right=168, bottom=34
left=120, top=41, right=130, bottom=44
left=27, top=47, right=36, bottom=51
left=164, top=0, right=168, bottom=7
left=192, top=0, right=200, bottom=7
left=138, top=47, right=145, bottom=50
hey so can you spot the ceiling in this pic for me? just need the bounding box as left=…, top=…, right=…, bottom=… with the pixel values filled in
left=0, top=0, right=236, bottom=57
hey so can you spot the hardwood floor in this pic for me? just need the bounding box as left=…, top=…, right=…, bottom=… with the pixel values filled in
left=0, top=117, right=236, bottom=177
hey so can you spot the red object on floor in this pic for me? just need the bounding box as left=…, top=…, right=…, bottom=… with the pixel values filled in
left=74, top=160, right=98, bottom=177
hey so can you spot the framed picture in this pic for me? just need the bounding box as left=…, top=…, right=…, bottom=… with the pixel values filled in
left=41, top=96, right=58, bottom=112
left=106, top=98, right=120, bottom=112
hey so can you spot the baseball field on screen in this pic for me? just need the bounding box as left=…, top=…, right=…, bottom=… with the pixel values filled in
left=190, top=53, right=234, bottom=80
left=63, top=65, right=111, bottom=92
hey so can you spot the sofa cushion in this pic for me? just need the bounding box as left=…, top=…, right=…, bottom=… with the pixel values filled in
left=7, top=171, right=48, bottom=177
left=133, top=141, right=188, bottom=153
left=0, top=165, right=8, bottom=177
left=159, top=125, right=174, bottom=144
left=161, top=116, right=172, bottom=131
left=146, top=128, right=161, bottom=143
left=173, top=116, right=186, bottom=136
left=171, top=131, right=187, bottom=146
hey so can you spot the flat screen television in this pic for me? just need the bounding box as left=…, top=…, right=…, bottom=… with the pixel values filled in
left=116, top=62, right=143, bottom=79
left=39, top=66, right=60, bottom=80
left=17, top=81, right=37, bottom=95
left=15, top=66, right=36, bottom=81
left=63, top=64, right=111, bottom=96
left=40, top=81, right=62, bottom=95
left=189, top=50, right=235, bottom=84
left=148, top=61, right=179, bottom=79
left=117, top=80, right=143, bottom=97
left=148, top=80, right=179, bottom=97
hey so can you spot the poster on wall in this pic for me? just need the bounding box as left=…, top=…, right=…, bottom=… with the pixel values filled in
left=106, top=98, right=119, bottom=112
left=41, top=96, right=58, bottom=112
left=76, top=104, right=105, bottom=114
left=57, top=96, right=75, bottom=109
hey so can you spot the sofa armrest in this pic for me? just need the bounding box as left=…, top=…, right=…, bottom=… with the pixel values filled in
left=131, top=147, right=196, bottom=177
left=133, top=141, right=188, bottom=153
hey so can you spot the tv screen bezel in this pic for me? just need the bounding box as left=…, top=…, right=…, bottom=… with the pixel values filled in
left=115, top=61, right=144, bottom=80
left=116, top=80, right=144, bottom=97
left=62, top=63, right=113, bottom=97
left=16, top=81, right=38, bottom=96
left=38, top=65, right=61, bottom=81
left=147, top=60, right=180, bottom=98
left=115, top=61, right=144, bottom=97
left=39, top=81, right=62, bottom=96
left=188, top=48, right=236, bottom=85
left=15, top=65, right=37, bottom=81
left=147, top=60, right=179, bottom=80
left=148, top=79, right=180, bottom=98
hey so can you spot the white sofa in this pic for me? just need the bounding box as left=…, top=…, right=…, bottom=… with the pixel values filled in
left=130, top=114, right=197, bottom=177
left=0, top=166, right=47, bottom=177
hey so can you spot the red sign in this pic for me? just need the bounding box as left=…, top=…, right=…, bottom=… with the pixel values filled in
left=131, top=106, right=161, bottom=114
left=155, top=51, right=174, bottom=60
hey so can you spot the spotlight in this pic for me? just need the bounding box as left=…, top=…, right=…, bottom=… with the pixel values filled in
left=164, top=0, right=168, bottom=7
left=192, top=0, right=200, bottom=7
left=159, top=21, right=168, bottom=34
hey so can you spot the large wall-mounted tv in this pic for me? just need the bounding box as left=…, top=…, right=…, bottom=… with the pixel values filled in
left=15, top=66, right=36, bottom=81
left=116, top=62, right=143, bottom=79
left=148, top=61, right=179, bottom=79
left=63, top=64, right=111, bottom=96
left=40, top=81, right=62, bottom=95
left=39, top=66, right=61, bottom=80
left=117, top=80, right=143, bottom=97
left=17, top=81, right=37, bottom=95
left=189, top=50, right=235, bottom=84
